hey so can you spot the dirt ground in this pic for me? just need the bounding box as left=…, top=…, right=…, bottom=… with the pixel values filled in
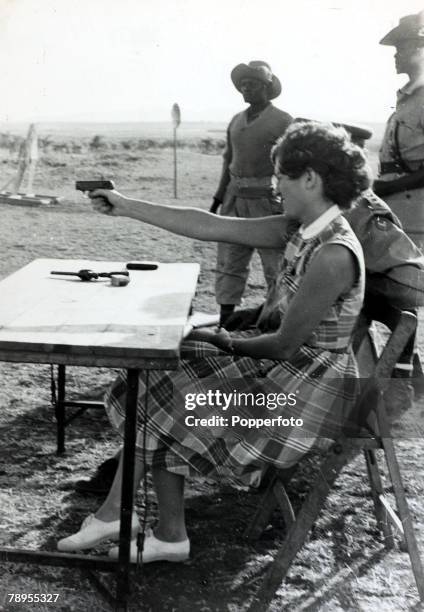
left=0, top=139, right=423, bottom=612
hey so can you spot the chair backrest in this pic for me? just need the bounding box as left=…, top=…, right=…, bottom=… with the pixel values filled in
left=346, top=306, right=417, bottom=437
left=370, top=309, right=415, bottom=378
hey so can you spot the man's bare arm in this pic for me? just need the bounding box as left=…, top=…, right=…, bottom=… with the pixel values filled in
left=213, top=126, right=232, bottom=203
left=374, top=169, right=424, bottom=197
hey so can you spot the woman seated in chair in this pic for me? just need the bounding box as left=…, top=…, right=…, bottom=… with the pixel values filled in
left=58, top=121, right=371, bottom=562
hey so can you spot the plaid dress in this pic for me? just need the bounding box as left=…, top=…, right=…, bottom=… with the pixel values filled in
left=105, top=215, right=365, bottom=487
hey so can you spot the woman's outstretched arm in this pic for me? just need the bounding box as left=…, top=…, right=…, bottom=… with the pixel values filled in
left=90, top=189, right=289, bottom=249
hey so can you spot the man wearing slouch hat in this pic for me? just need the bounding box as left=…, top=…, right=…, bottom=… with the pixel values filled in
left=210, top=61, right=292, bottom=326
left=374, top=10, right=424, bottom=251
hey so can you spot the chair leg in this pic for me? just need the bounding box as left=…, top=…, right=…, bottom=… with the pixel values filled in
left=248, top=447, right=355, bottom=612
left=412, top=350, right=423, bottom=377
left=381, top=434, right=424, bottom=600
left=245, top=476, right=279, bottom=541
left=374, top=397, right=424, bottom=600
left=245, top=466, right=296, bottom=541
left=363, top=449, right=395, bottom=550
left=272, top=480, right=295, bottom=529
left=55, top=364, right=66, bottom=455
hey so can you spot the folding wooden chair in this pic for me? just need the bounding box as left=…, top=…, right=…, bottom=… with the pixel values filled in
left=246, top=307, right=424, bottom=611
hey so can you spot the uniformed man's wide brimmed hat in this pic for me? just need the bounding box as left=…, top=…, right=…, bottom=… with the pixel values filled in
left=380, top=11, right=424, bottom=46
left=294, top=118, right=373, bottom=143
left=231, top=61, right=282, bottom=99
left=333, top=122, right=373, bottom=142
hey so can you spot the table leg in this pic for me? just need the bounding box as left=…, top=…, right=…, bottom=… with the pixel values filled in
left=55, top=364, right=66, bottom=455
left=116, top=368, right=140, bottom=610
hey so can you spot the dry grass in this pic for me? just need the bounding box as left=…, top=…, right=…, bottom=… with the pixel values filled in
left=0, top=135, right=423, bottom=611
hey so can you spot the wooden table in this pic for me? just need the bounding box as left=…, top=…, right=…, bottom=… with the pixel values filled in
left=0, top=258, right=199, bottom=610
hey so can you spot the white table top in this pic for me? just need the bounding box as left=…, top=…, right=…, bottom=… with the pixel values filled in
left=0, top=258, right=199, bottom=368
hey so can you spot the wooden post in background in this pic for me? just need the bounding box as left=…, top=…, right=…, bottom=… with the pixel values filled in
left=25, top=124, right=39, bottom=195
left=8, top=123, right=38, bottom=195
left=0, top=122, right=60, bottom=205
left=171, top=103, right=181, bottom=198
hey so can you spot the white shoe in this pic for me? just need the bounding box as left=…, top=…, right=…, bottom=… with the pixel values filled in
left=57, top=512, right=140, bottom=552
left=108, top=528, right=190, bottom=563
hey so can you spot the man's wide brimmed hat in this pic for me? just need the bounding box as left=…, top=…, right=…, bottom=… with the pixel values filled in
left=231, top=61, right=282, bottom=99
left=380, top=11, right=424, bottom=46
left=333, top=122, right=373, bottom=142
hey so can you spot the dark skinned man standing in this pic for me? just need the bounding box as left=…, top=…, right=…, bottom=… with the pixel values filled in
left=210, top=61, right=292, bottom=326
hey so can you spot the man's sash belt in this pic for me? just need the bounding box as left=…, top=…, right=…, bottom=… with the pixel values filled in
left=229, top=175, right=273, bottom=198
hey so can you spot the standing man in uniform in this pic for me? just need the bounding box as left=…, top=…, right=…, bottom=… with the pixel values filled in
left=374, top=10, right=424, bottom=251
left=374, top=11, right=424, bottom=385
left=210, top=61, right=292, bottom=326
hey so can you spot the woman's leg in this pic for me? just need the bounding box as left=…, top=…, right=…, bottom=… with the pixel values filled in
left=94, top=451, right=187, bottom=543
left=106, top=466, right=189, bottom=562
left=95, top=449, right=144, bottom=522
left=152, top=466, right=187, bottom=542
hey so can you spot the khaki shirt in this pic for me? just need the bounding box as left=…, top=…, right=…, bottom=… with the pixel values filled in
left=214, top=104, right=292, bottom=201
left=379, top=78, right=424, bottom=177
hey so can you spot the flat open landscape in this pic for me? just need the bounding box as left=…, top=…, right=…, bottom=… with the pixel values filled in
left=0, top=124, right=423, bottom=612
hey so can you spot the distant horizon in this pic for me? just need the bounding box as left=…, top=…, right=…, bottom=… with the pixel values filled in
left=0, top=118, right=386, bottom=152
left=0, top=118, right=387, bottom=129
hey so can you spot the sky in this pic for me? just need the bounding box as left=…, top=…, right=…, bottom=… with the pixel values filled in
left=1, top=0, right=424, bottom=125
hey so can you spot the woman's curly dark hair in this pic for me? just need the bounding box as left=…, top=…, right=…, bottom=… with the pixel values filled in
left=271, top=121, right=372, bottom=209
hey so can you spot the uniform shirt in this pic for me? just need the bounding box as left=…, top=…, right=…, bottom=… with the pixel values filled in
left=379, top=76, right=424, bottom=177
left=214, top=104, right=292, bottom=200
